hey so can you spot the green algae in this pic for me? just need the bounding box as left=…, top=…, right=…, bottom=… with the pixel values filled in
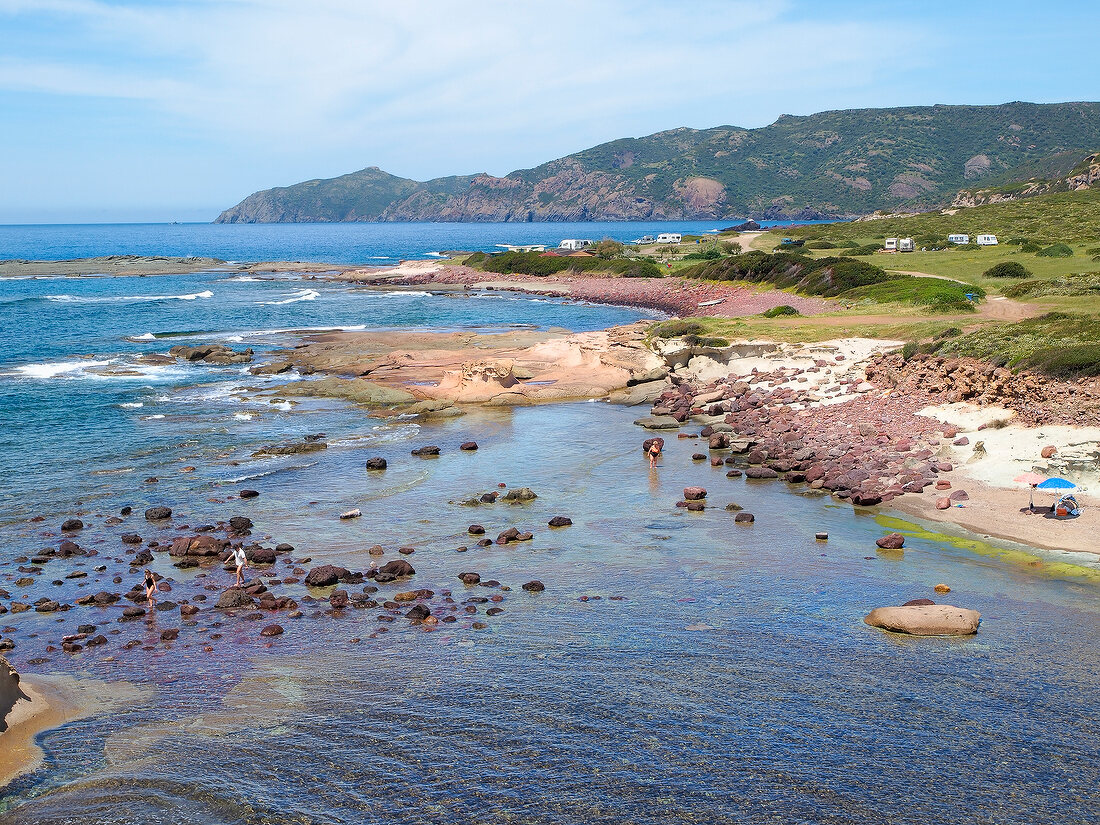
left=874, top=514, right=1100, bottom=585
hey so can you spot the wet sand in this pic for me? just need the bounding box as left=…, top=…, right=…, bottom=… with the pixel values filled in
left=0, top=677, right=80, bottom=789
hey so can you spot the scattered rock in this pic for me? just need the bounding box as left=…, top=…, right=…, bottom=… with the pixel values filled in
left=61, top=519, right=84, bottom=532
left=339, top=509, right=362, bottom=520
left=304, top=565, right=350, bottom=587
left=365, top=457, right=387, bottom=470
left=683, top=486, right=707, bottom=501
left=411, top=446, right=440, bottom=457
left=501, top=487, right=537, bottom=502
left=876, top=533, right=905, bottom=550
left=144, top=507, right=172, bottom=521
left=522, top=580, right=545, bottom=592
left=547, top=516, right=572, bottom=527
left=733, top=512, right=755, bottom=523
left=864, top=604, right=980, bottom=636
left=260, top=624, right=284, bottom=637
left=934, top=583, right=952, bottom=594
left=240, top=489, right=259, bottom=499
left=1041, top=445, right=1057, bottom=459
left=460, top=441, right=478, bottom=451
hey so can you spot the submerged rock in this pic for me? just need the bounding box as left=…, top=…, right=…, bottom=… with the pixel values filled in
left=864, top=604, right=980, bottom=636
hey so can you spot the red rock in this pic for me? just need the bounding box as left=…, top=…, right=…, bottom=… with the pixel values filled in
left=683, top=486, right=707, bottom=501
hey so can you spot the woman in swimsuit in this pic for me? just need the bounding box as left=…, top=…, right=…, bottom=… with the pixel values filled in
left=648, top=440, right=662, bottom=468
left=143, top=569, right=159, bottom=607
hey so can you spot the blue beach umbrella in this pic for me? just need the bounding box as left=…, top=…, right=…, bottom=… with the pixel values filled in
left=1036, top=477, right=1076, bottom=490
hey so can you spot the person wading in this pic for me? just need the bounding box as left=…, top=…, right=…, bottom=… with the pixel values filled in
left=231, top=545, right=247, bottom=586
left=143, top=569, right=159, bottom=607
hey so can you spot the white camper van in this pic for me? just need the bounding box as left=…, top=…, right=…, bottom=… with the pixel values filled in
left=557, top=239, right=592, bottom=251
left=884, top=238, right=898, bottom=251
left=898, top=238, right=915, bottom=252
left=976, top=234, right=998, bottom=246
left=948, top=234, right=970, bottom=244
left=655, top=233, right=682, bottom=244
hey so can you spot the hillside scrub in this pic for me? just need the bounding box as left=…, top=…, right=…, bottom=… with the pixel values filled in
left=682, top=252, right=903, bottom=297
left=761, top=305, right=801, bottom=317
left=467, top=250, right=663, bottom=278
left=842, top=277, right=984, bottom=312
left=932, top=312, right=1100, bottom=374
left=1036, top=243, right=1074, bottom=257
left=778, top=187, right=1100, bottom=245
left=1002, top=272, right=1100, bottom=298
left=984, top=261, right=1032, bottom=278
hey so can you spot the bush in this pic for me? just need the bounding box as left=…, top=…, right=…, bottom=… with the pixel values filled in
left=719, top=241, right=742, bottom=254
left=683, top=252, right=902, bottom=297
left=1019, top=344, right=1100, bottom=379
left=1002, top=273, right=1100, bottom=299
left=841, top=277, right=983, bottom=313
left=984, top=261, right=1032, bottom=278
left=835, top=240, right=861, bottom=248
left=1020, top=241, right=1043, bottom=253
left=682, top=335, right=730, bottom=347
left=1086, top=247, right=1100, bottom=256
left=901, top=341, right=918, bottom=361
left=593, top=239, right=625, bottom=259
left=761, top=305, right=801, bottom=318
left=651, top=320, right=704, bottom=339
left=475, top=250, right=662, bottom=278
left=1036, top=243, right=1074, bottom=257
left=934, top=327, right=963, bottom=340
left=806, top=241, right=836, bottom=249
left=683, top=249, right=722, bottom=260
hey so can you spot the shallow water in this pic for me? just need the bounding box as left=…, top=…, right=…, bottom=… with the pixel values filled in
left=0, top=236, right=1098, bottom=822
left=1, top=402, right=1099, bottom=824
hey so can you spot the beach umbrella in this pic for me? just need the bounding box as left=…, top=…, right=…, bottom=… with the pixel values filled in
left=1036, top=477, right=1077, bottom=512
left=1036, top=477, right=1075, bottom=490
left=1014, top=472, right=1047, bottom=509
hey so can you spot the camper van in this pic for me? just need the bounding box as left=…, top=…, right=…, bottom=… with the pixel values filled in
left=976, top=234, right=998, bottom=246
left=557, top=239, right=592, bottom=251
left=898, top=238, right=915, bottom=252
left=655, top=233, right=682, bottom=244
left=884, top=238, right=898, bottom=252
left=948, top=234, right=970, bottom=244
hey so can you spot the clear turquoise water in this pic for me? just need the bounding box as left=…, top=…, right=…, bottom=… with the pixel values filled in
left=0, top=225, right=1098, bottom=824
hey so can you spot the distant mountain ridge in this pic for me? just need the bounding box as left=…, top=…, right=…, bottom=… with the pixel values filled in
left=215, top=102, right=1100, bottom=223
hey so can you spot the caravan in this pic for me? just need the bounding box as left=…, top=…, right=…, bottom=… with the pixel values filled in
left=655, top=233, right=682, bottom=244
left=558, top=239, right=592, bottom=251
left=898, top=238, right=915, bottom=252
left=976, top=234, right=998, bottom=246
left=884, top=238, right=898, bottom=252
left=948, top=234, right=970, bottom=244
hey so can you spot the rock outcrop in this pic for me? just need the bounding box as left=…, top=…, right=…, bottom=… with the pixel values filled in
left=0, top=656, right=28, bottom=733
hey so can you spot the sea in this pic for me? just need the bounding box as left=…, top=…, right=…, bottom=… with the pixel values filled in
left=0, top=223, right=1098, bottom=824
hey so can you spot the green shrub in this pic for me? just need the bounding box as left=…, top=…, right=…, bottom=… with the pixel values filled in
left=683, top=252, right=902, bottom=297
left=835, top=240, right=861, bottom=249
left=1086, top=247, right=1100, bottom=256
left=984, top=261, right=1032, bottom=278
left=682, top=335, right=731, bottom=347
left=1019, top=344, right=1100, bottom=379
left=841, top=277, right=983, bottom=313
left=652, top=320, right=705, bottom=339
left=1036, top=243, right=1073, bottom=257
left=806, top=241, right=836, bottom=249
left=683, top=249, right=722, bottom=260
left=1002, top=272, right=1100, bottom=298
left=475, top=250, right=662, bottom=278
left=934, top=326, right=963, bottom=340
left=901, top=341, right=918, bottom=361
left=761, top=305, right=801, bottom=318
left=849, top=244, right=883, bottom=256
left=1006, top=237, right=1031, bottom=246
left=1020, top=241, right=1043, bottom=253
left=719, top=241, right=742, bottom=254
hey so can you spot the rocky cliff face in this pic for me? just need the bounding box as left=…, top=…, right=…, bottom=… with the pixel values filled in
left=0, top=656, right=27, bottom=733
left=952, top=153, right=1100, bottom=208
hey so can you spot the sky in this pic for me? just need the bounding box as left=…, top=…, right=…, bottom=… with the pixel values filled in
left=0, top=0, right=1097, bottom=223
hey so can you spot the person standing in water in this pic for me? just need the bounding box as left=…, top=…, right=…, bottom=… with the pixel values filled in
left=648, top=439, right=662, bottom=468
left=231, top=545, right=247, bottom=586
left=143, top=569, right=159, bottom=607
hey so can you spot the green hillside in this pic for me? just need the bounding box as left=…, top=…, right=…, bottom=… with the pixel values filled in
left=216, top=101, right=1100, bottom=223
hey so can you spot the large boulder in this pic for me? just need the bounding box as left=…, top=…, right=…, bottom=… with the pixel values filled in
left=683, top=486, right=707, bottom=501
left=502, top=487, right=537, bottom=503
left=875, top=533, right=905, bottom=550
left=169, top=535, right=229, bottom=557
left=864, top=605, right=981, bottom=636
left=215, top=589, right=256, bottom=609
left=145, top=506, right=172, bottom=521
left=304, top=565, right=350, bottom=587
left=373, top=559, right=415, bottom=583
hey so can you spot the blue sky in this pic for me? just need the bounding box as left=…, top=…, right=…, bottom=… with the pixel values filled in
left=0, top=0, right=1097, bottom=223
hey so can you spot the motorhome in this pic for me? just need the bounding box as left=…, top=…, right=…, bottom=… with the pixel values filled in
left=557, top=239, right=592, bottom=251
left=655, top=233, right=682, bottom=244
left=976, top=234, right=998, bottom=246
left=898, top=237, right=915, bottom=252
left=884, top=238, right=898, bottom=251
left=948, top=234, right=970, bottom=244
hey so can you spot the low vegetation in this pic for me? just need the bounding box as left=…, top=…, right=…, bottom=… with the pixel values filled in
left=1036, top=243, right=1074, bottom=258
left=932, top=312, right=1100, bottom=377
left=841, top=277, right=984, bottom=312
left=464, top=250, right=663, bottom=278
left=760, top=305, right=801, bottom=318
left=984, top=261, right=1032, bottom=278
left=682, top=252, right=903, bottom=297
left=1002, top=272, right=1100, bottom=298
